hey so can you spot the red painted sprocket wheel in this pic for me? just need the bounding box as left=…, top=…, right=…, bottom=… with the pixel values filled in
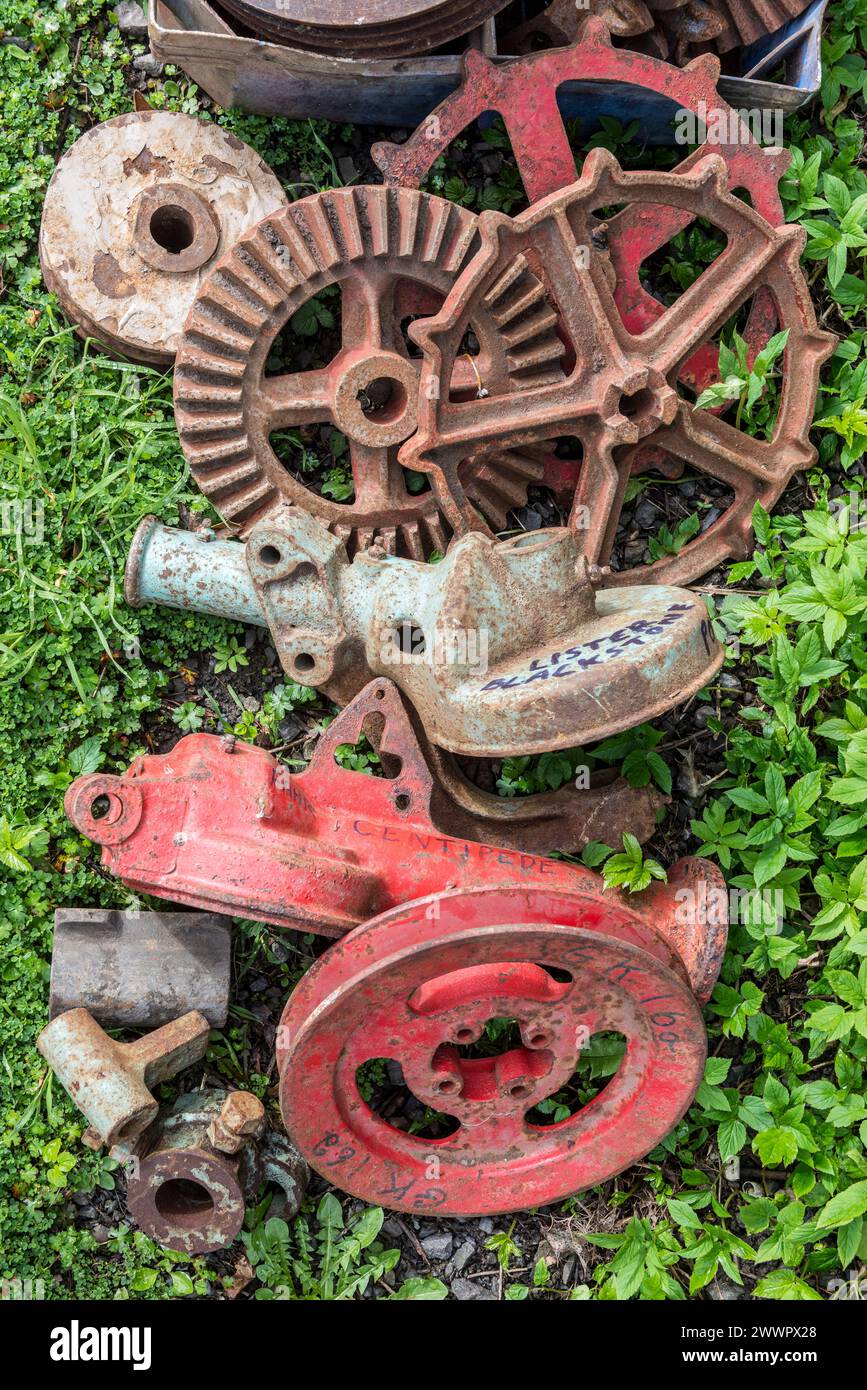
left=278, top=885, right=707, bottom=1216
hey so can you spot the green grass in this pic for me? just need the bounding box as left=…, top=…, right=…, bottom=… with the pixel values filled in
left=1, top=0, right=866, bottom=1301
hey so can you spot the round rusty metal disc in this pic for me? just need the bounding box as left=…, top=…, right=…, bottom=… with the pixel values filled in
left=174, top=185, right=564, bottom=558
left=278, top=885, right=706, bottom=1217
left=39, top=111, right=287, bottom=365
left=216, top=0, right=509, bottom=57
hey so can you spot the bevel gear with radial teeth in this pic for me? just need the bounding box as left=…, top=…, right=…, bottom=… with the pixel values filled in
left=401, top=149, right=835, bottom=587
left=39, top=111, right=287, bottom=366
left=174, top=185, right=566, bottom=559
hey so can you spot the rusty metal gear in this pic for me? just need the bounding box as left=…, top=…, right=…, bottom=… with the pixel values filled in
left=216, top=0, right=510, bottom=58
left=501, top=0, right=811, bottom=61
left=503, top=0, right=654, bottom=51
left=401, top=150, right=835, bottom=585
left=650, top=0, right=811, bottom=60
left=277, top=884, right=710, bottom=1216
left=372, top=21, right=789, bottom=416
left=39, top=111, right=287, bottom=366
left=174, top=185, right=564, bottom=558
left=372, top=21, right=786, bottom=216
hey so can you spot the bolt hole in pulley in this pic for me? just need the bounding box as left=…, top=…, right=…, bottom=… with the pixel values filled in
left=89, top=794, right=112, bottom=821
left=259, top=543, right=282, bottom=567
left=149, top=204, right=195, bottom=255
left=294, top=653, right=316, bottom=673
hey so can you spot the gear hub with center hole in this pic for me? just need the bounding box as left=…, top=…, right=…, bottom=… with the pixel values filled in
left=174, top=185, right=564, bottom=558
left=401, top=149, right=834, bottom=585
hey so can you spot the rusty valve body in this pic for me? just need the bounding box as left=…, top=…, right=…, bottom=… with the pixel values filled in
left=36, top=1010, right=210, bottom=1153
left=125, top=512, right=722, bottom=757
left=125, top=1090, right=308, bottom=1253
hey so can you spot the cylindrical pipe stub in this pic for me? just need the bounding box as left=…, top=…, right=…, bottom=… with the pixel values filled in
left=37, top=1009, right=158, bottom=1149
left=124, top=515, right=266, bottom=627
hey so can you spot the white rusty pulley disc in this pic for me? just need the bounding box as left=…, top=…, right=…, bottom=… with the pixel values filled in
left=39, top=111, right=288, bottom=366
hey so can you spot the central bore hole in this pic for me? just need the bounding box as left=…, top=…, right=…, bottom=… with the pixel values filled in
left=357, top=377, right=407, bottom=423
left=90, top=794, right=112, bottom=820
left=154, top=1178, right=215, bottom=1228
left=294, top=653, right=316, bottom=672
left=619, top=387, right=656, bottom=419
left=259, top=544, right=282, bottom=566
left=150, top=204, right=196, bottom=255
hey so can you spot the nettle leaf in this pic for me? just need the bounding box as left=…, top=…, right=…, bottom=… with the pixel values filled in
left=754, top=1269, right=822, bottom=1300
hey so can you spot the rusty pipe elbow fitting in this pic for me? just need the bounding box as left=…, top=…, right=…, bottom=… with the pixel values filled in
left=37, top=1009, right=210, bottom=1151
left=125, top=1090, right=308, bottom=1253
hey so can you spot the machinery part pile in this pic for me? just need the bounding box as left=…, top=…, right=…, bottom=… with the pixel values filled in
left=63, top=676, right=729, bottom=1008
left=124, top=513, right=722, bottom=754
left=39, top=111, right=287, bottom=365
left=125, top=1090, right=309, bottom=1254
left=49, top=909, right=232, bottom=1028
left=173, top=184, right=564, bottom=556
left=215, top=0, right=510, bottom=57
left=36, top=1009, right=210, bottom=1153
left=401, top=149, right=834, bottom=585
left=278, top=882, right=722, bottom=1215
left=501, top=0, right=812, bottom=60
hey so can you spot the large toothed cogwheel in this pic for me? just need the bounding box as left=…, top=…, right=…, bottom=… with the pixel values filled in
left=39, top=111, right=287, bottom=366
left=401, top=150, right=835, bottom=587
left=174, top=185, right=565, bottom=559
left=278, top=885, right=712, bottom=1216
left=373, top=19, right=790, bottom=419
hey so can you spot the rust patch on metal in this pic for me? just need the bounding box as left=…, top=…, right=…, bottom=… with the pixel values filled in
left=215, top=0, right=510, bottom=57
left=277, top=883, right=720, bottom=1215
left=65, top=676, right=727, bottom=1001
left=402, top=149, right=835, bottom=586
left=36, top=1009, right=210, bottom=1151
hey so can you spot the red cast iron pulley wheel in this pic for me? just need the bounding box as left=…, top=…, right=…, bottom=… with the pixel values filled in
left=215, top=0, right=510, bottom=58
left=278, top=886, right=707, bottom=1216
left=174, top=185, right=564, bottom=560
left=403, top=151, right=834, bottom=587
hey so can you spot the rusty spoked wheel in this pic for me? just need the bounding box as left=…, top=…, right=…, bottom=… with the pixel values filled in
left=403, top=150, right=835, bottom=586
left=175, top=185, right=564, bottom=558
left=373, top=19, right=792, bottom=443
left=217, top=0, right=510, bottom=57
left=278, top=886, right=707, bottom=1216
